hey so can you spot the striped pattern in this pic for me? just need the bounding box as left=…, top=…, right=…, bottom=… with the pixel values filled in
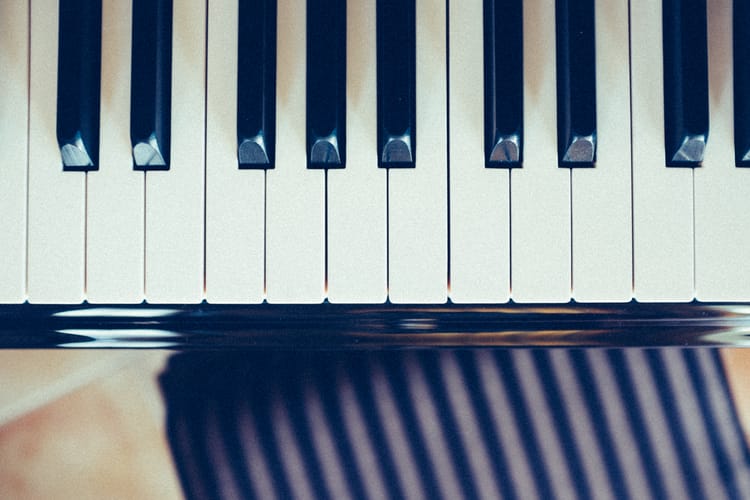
left=161, top=349, right=750, bottom=499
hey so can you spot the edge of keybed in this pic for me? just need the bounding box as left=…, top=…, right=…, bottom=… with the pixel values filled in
left=1, top=301, right=749, bottom=349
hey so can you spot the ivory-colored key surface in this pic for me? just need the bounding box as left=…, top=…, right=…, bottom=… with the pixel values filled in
left=0, top=1, right=29, bottom=303
left=144, top=0, right=206, bottom=303
left=87, top=0, right=145, bottom=304
left=388, top=0, right=448, bottom=304
left=695, top=0, right=750, bottom=301
left=266, top=0, right=326, bottom=303
left=28, top=0, right=86, bottom=303
left=449, top=0, right=510, bottom=303
left=511, top=0, right=571, bottom=303
left=571, top=0, right=632, bottom=302
left=205, top=0, right=265, bottom=304
left=631, top=0, right=694, bottom=301
left=327, top=0, right=387, bottom=303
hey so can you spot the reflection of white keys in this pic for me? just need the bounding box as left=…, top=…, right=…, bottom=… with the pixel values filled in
left=631, top=0, right=693, bottom=301
left=205, top=0, right=265, bottom=304
left=87, top=0, right=144, bottom=304
left=511, top=0, right=570, bottom=303
left=448, top=0, right=509, bottom=303
left=266, top=0, right=325, bottom=303
left=571, top=0, right=632, bottom=302
left=145, top=0, right=205, bottom=303
left=327, top=0, right=386, bottom=303
left=27, top=0, right=86, bottom=304
left=695, top=1, right=750, bottom=300
left=388, top=0, right=447, bottom=304
left=0, top=1, right=29, bottom=303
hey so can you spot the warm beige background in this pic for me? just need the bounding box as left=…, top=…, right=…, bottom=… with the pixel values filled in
left=0, top=351, right=181, bottom=500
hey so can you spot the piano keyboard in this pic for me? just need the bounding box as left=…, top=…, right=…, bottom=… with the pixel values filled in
left=0, top=0, right=747, bottom=305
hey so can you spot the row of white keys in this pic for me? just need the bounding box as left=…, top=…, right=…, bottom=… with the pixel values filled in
left=511, top=0, right=570, bottom=303
left=448, top=0, right=510, bottom=303
left=695, top=0, right=750, bottom=301
left=571, top=0, right=632, bottom=302
left=87, top=0, right=144, bottom=304
left=26, top=0, right=205, bottom=304
left=28, top=0, right=86, bottom=303
left=326, top=0, right=387, bottom=303
left=145, top=0, right=206, bottom=303
left=388, top=0, right=448, bottom=304
left=205, top=0, right=265, bottom=304
left=631, top=0, right=694, bottom=301
left=0, top=1, right=29, bottom=303
left=265, top=0, right=326, bottom=303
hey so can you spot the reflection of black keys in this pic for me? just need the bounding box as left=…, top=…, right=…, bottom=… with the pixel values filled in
left=556, top=0, right=596, bottom=167
left=734, top=0, right=750, bottom=167
left=377, top=0, right=416, bottom=168
left=662, top=0, right=708, bottom=167
left=130, top=0, right=172, bottom=171
left=484, top=0, right=523, bottom=168
left=307, top=0, right=346, bottom=169
left=238, top=0, right=276, bottom=169
left=57, top=0, right=102, bottom=171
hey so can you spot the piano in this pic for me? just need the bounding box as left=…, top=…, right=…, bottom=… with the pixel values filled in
left=1, top=0, right=749, bottom=348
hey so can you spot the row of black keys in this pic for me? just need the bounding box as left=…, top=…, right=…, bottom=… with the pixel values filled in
left=56, top=0, right=748, bottom=172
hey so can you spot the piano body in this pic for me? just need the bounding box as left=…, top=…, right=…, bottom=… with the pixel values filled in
left=1, top=0, right=750, bottom=348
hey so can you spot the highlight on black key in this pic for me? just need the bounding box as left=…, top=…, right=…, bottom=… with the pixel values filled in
left=237, top=0, right=277, bottom=169
left=57, top=0, right=102, bottom=171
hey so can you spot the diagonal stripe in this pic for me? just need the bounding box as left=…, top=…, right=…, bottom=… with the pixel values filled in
left=696, top=349, right=750, bottom=499
left=439, top=351, right=504, bottom=500
left=661, top=348, right=729, bottom=500
left=403, top=352, right=465, bottom=500
left=369, top=357, right=427, bottom=500
left=270, top=391, right=317, bottom=500
left=622, top=349, right=691, bottom=500
left=303, top=378, right=355, bottom=500
left=476, top=350, right=543, bottom=499
left=549, top=350, right=616, bottom=500
left=585, top=349, right=653, bottom=500
left=513, top=350, right=578, bottom=499
left=236, top=399, right=277, bottom=500
left=337, top=363, right=392, bottom=500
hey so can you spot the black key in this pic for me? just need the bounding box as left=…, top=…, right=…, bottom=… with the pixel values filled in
left=484, top=0, right=523, bottom=168
left=377, top=0, right=416, bottom=168
left=57, top=0, right=102, bottom=171
left=663, top=0, right=708, bottom=167
left=130, top=0, right=172, bottom=171
left=238, top=0, right=276, bottom=169
left=734, top=0, right=750, bottom=166
left=556, top=0, right=596, bottom=167
left=307, top=0, right=346, bottom=169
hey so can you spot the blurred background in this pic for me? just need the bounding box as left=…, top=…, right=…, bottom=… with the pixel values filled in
left=1, top=348, right=749, bottom=499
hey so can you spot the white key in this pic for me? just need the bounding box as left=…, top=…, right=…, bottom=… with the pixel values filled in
left=86, top=0, right=144, bottom=304
left=695, top=1, right=750, bottom=301
left=326, top=0, right=387, bottom=303
left=448, top=0, right=510, bottom=303
left=144, top=0, right=206, bottom=303
left=631, top=0, right=694, bottom=301
left=0, top=1, right=29, bottom=303
left=27, top=0, right=86, bottom=304
left=571, top=0, right=632, bottom=303
left=266, top=0, right=326, bottom=303
left=388, top=0, right=447, bottom=304
left=205, top=0, right=265, bottom=304
left=510, top=0, right=570, bottom=303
